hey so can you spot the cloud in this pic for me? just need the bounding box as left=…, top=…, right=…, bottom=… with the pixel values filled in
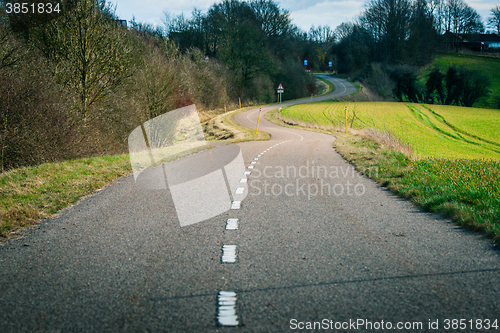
left=289, top=0, right=363, bottom=31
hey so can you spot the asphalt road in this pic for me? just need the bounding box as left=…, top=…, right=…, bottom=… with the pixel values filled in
left=1, top=76, right=499, bottom=332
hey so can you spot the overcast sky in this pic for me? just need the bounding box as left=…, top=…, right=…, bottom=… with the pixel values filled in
left=108, top=0, right=498, bottom=33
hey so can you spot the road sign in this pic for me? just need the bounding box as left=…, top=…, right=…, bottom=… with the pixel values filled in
left=204, top=55, right=209, bottom=63
left=303, top=59, right=308, bottom=66
left=329, top=61, right=333, bottom=67
left=277, top=83, right=284, bottom=94
left=277, top=84, right=284, bottom=121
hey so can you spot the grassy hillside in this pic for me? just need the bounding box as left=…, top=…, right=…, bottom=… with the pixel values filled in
left=280, top=101, right=500, bottom=159
left=419, top=53, right=500, bottom=109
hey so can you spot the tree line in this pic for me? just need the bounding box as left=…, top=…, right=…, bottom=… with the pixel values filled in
left=331, top=0, right=498, bottom=106
left=0, top=0, right=323, bottom=171
left=333, top=0, right=492, bottom=71
left=0, top=0, right=497, bottom=171
left=162, top=0, right=333, bottom=100
left=388, top=65, right=490, bottom=106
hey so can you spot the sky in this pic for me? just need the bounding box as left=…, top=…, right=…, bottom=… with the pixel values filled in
left=108, top=0, right=498, bottom=34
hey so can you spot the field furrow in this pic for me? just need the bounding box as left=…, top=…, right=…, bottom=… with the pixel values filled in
left=281, top=101, right=500, bottom=160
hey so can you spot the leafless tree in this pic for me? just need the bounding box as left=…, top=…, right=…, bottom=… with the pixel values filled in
left=488, top=5, right=500, bottom=34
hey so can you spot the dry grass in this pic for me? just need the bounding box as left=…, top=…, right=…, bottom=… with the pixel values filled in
left=360, top=128, right=415, bottom=158
left=203, top=108, right=271, bottom=143
left=280, top=115, right=414, bottom=158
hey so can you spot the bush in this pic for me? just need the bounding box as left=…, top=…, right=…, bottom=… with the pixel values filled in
left=357, top=63, right=394, bottom=99
left=388, top=65, right=422, bottom=103
left=0, top=56, right=74, bottom=171
left=177, top=48, right=229, bottom=111
left=443, top=67, right=490, bottom=107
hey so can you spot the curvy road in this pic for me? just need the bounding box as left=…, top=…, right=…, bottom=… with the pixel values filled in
left=1, top=76, right=499, bottom=332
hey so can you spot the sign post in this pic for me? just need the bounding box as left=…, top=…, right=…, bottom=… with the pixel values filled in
left=277, top=83, right=284, bottom=121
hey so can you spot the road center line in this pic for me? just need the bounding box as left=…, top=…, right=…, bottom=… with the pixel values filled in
left=226, top=219, right=238, bottom=230
left=221, top=245, right=237, bottom=263
left=218, top=291, right=239, bottom=326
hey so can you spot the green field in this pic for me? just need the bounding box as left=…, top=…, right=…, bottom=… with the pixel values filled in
left=281, top=101, right=500, bottom=159
left=419, top=53, right=500, bottom=109
left=275, top=101, right=500, bottom=240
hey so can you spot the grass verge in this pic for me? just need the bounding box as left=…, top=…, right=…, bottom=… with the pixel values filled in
left=266, top=109, right=500, bottom=242
left=203, top=107, right=271, bottom=143
left=334, top=133, right=500, bottom=242
left=1, top=155, right=132, bottom=238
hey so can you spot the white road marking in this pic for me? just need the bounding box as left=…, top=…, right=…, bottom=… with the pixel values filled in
left=244, top=171, right=251, bottom=175
left=222, top=245, right=237, bottom=263
left=267, top=127, right=304, bottom=141
left=226, top=219, right=238, bottom=230
left=216, top=78, right=351, bottom=327
left=218, top=291, right=238, bottom=326
left=246, top=110, right=259, bottom=124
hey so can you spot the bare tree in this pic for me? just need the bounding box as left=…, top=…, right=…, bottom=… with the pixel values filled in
left=0, top=4, right=28, bottom=70
left=488, top=5, right=500, bottom=34
left=360, top=0, right=412, bottom=63
left=442, top=0, right=484, bottom=34
left=31, top=0, right=134, bottom=120
left=308, top=25, right=336, bottom=45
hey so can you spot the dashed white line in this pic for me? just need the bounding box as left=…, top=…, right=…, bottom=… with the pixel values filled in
left=226, top=218, right=238, bottom=230
left=239, top=178, right=247, bottom=183
left=244, top=171, right=251, bottom=175
left=231, top=201, right=241, bottom=209
left=218, top=291, right=239, bottom=326
left=221, top=245, right=237, bottom=263
left=235, top=187, right=245, bottom=194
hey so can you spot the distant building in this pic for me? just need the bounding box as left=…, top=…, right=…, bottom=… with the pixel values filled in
left=442, top=32, right=500, bottom=52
